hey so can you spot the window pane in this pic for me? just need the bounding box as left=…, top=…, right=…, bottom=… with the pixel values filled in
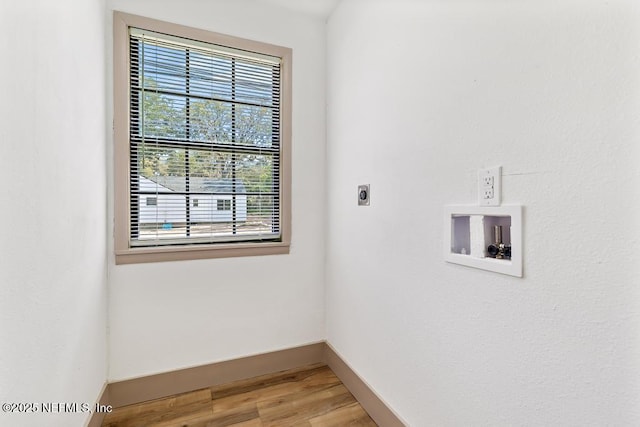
left=145, top=93, right=185, bottom=139
left=189, top=100, right=232, bottom=143
left=141, top=42, right=186, bottom=93
left=234, top=58, right=277, bottom=107
left=131, top=148, right=278, bottom=244
left=189, top=151, right=234, bottom=180
left=235, top=105, right=274, bottom=147
left=188, top=51, right=232, bottom=99
left=135, top=145, right=186, bottom=178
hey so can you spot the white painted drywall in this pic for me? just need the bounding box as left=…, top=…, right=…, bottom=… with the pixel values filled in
left=326, top=0, right=640, bottom=425
left=0, top=0, right=108, bottom=426
left=106, top=0, right=326, bottom=380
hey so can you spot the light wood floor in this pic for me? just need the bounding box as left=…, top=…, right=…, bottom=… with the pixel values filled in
left=102, top=363, right=377, bottom=427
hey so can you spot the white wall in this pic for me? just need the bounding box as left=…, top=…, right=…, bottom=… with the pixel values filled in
left=326, top=0, right=640, bottom=425
left=106, top=0, right=326, bottom=380
left=0, top=1, right=108, bottom=426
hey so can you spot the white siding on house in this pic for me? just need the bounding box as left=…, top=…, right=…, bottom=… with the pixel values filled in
left=139, top=176, right=186, bottom=224
left=138, top=176, right=247, bottom=224
left=190, top=195, right=248, bottom=223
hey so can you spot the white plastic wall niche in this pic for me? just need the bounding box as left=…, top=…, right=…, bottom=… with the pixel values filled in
left=444, top=205, right=522, bottom=277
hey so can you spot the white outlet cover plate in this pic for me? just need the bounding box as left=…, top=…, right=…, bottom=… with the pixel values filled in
left=478, top=166, right=501, bottom=206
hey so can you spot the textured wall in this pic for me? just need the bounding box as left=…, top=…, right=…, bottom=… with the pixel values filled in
left=326, top=0, right=640, bottom=425
left=0, top=0, right=108, bottom=426
left=106, top=0, right=327, bottom=381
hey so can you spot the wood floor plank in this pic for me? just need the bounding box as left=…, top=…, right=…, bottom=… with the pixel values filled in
left=147, top=403, right=260, bottom=427
left=196, top=404, right=260, bottom=427
left=309, top=401, right=377, bottom=426
left=210, top=363, right=328, bottom=400
left=258, top=384, right=357, bottom=426
left=212, top=367, right=341, bottom=414
left=226, top=419, right=264, bottom=427
left=102, top=364, right=377, bottom=427
left=153, top=411, right=263, bottom=427
left=102, top=389, right=212, bottom=427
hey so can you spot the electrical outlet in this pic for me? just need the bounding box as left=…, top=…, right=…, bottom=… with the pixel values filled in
left=358, top=184, right=370, bottom=206
left=478, top=166, right=501, bottom=206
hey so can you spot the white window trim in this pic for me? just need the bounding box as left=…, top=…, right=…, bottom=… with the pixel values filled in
left=113, top=11, right=292, bottom=264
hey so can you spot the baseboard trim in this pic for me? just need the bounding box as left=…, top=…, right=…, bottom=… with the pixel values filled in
left=85, top=382, right=109, bottom=427
left=94, top=341, right=405, bottom=426
left=108, top=342, right=325, bottom=408
left=323, top=343, right=407, bottom=427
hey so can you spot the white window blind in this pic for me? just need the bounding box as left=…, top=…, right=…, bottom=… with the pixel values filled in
left=128, top=28, right=283, bottom=248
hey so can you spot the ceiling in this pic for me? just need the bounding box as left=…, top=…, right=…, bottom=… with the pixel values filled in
left=260, top=0, right=341, bottom=19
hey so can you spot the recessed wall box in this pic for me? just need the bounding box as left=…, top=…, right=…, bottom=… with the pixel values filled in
left=444, top=205, right=522, bottom=277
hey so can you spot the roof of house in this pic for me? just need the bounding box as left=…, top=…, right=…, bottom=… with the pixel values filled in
left=142, top=175, right=247, bottom=194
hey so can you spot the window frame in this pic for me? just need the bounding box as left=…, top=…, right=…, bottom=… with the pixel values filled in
left=113, top=11, right=291, bottom=264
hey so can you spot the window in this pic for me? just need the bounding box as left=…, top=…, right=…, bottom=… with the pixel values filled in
left=114, top=12, right=291, bottom=264
left=217, top=199, right=231, bottom=211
